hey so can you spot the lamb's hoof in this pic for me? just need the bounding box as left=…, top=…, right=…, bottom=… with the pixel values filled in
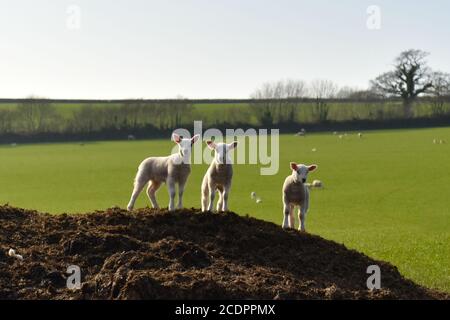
left=127, top=206, right=133, bottom=212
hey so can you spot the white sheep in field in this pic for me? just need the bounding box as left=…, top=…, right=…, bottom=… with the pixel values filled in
left=282, top=162, right=317, bottom=232
left=127, top=133, right=200, bottom=211
left=358, top=132, right=363, bottom=138
left=201, top=140, right=238, bottom=212
left=312, top=179, right=323, bottom=188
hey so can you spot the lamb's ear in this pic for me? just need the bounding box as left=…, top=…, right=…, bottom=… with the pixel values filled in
left=206, top=140, right=216, bottom=150
left=191, top=134, right=200, bottom=145
left=290, top=162, right=298, bottom=171
left=308, top=164, right=318, bottom=172
left=228, top=141, right=238, bottom=149
left=172, top=133, right=182, bottom=144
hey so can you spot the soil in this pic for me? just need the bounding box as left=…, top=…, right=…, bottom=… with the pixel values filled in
left=0, top=205, right=446, bottom=300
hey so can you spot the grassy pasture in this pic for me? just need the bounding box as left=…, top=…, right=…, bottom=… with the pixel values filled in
left=0, top=127, right=449, bottom=292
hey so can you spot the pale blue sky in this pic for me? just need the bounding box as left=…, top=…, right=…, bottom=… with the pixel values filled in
left=0, top=0, right=449, bottom=99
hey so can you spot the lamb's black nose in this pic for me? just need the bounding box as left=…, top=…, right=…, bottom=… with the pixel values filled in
left=302, top=178, right=306, bottom=183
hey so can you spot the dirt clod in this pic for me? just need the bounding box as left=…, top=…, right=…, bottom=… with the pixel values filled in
left=0, top=205, right=446, bottom=300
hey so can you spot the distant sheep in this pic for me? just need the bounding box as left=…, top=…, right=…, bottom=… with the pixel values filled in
left=201, top=140, right=238, bottom=212
left=358, top=132, right=363, bottom=138
left=311, top=179, right=323, bottom=188
left=128, top=134, right=136, bottom=140
left=127, top=133, right=200, bottom=211
left=433, top=139, right=447, bottom=144
left=282, top=162, right=318, bottom=232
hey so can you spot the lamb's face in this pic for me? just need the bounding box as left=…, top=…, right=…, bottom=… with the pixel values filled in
left=290, top=162, right=317, bottom=183
left=173, top=133, right=199, bottom=159
left=207, top=141, right=238, bottom=164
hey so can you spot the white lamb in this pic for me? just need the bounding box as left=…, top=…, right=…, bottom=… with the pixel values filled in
left=312, top=179, right=323, bottom=188
left=282, top=162, right=318, bottom=232
left=201, top=140, right=238, bottom=212
left=127, top=133, right=200, bottom=211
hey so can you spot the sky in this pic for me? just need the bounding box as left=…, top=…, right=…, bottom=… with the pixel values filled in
left=0, top=0, right=449, bottom=99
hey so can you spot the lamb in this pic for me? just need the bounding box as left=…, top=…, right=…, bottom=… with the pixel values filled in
left=311, top=179, right=323, bottom=188
left=201, top=140, right=238, bottom=212
left=127, top=133, right=200, bottom=212
left=282, top=162, right=318, bottom=232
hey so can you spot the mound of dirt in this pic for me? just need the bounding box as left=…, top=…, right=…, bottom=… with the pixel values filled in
left=0, top=205, right=446, bottom=300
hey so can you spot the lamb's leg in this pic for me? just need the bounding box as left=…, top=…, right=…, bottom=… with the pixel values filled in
left=201, top=177, right=209, bottom=212
left=177, top=178, right=188, bottom=209
left=299, top=192, right=309, bottom=232
left=146, top=180, right=161, bottom=209
left=221, top=185, right=230, bottom=212
left=289, top=205, right=295, bottom=229
left=282, top=199, right=290, bottom=229
left=127, top=173, right=147, bottom=211
left=216, top=186, right=224, bottom=212
left=167, top=178, right=176, bottom=211
left=298, top=202, right=308, bottom=232
left=207, top=182, right=216, bottom=212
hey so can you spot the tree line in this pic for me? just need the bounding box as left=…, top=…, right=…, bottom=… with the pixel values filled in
left=0, top=99, right=194, bottom=135
left=250, top=49, right=450, bottom=125
left=0, top=49, right=449, bottom=141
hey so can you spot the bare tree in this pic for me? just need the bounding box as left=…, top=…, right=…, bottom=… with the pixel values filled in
left=370, top=49, right=434, bottom=118
left=250, top=79, right=307, bottom=124
left=16, top=96, right=59, bottom=133
left=336, top=86, right=358, bottom=99
left=0, top=109, right=14, bottom=134
left=309, top=79, right=338, bottom=121
left=428, top=71, right=450, bottom=116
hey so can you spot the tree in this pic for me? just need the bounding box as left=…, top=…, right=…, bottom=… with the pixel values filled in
left=309, top=79, right=338, bottom=122
left=250, top=79, right=307, bottom=125
left=336, top=86, right=358, bottom=99
left=428, top=71, right=450, bottom=116
left=370, top=49, right=433, bottom=118
left=0, top=109, right=14, bottom=134
left=16, top=96, right=59, bottom=133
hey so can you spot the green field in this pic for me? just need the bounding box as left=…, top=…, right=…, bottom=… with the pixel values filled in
left=1, top=127, right=449, bottom=292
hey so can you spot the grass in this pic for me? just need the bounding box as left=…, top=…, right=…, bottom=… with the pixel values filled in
left=0, top=127, right=449, bottom=292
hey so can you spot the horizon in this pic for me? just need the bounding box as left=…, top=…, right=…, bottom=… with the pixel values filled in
left=1, top=0, right=449, bottom=99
